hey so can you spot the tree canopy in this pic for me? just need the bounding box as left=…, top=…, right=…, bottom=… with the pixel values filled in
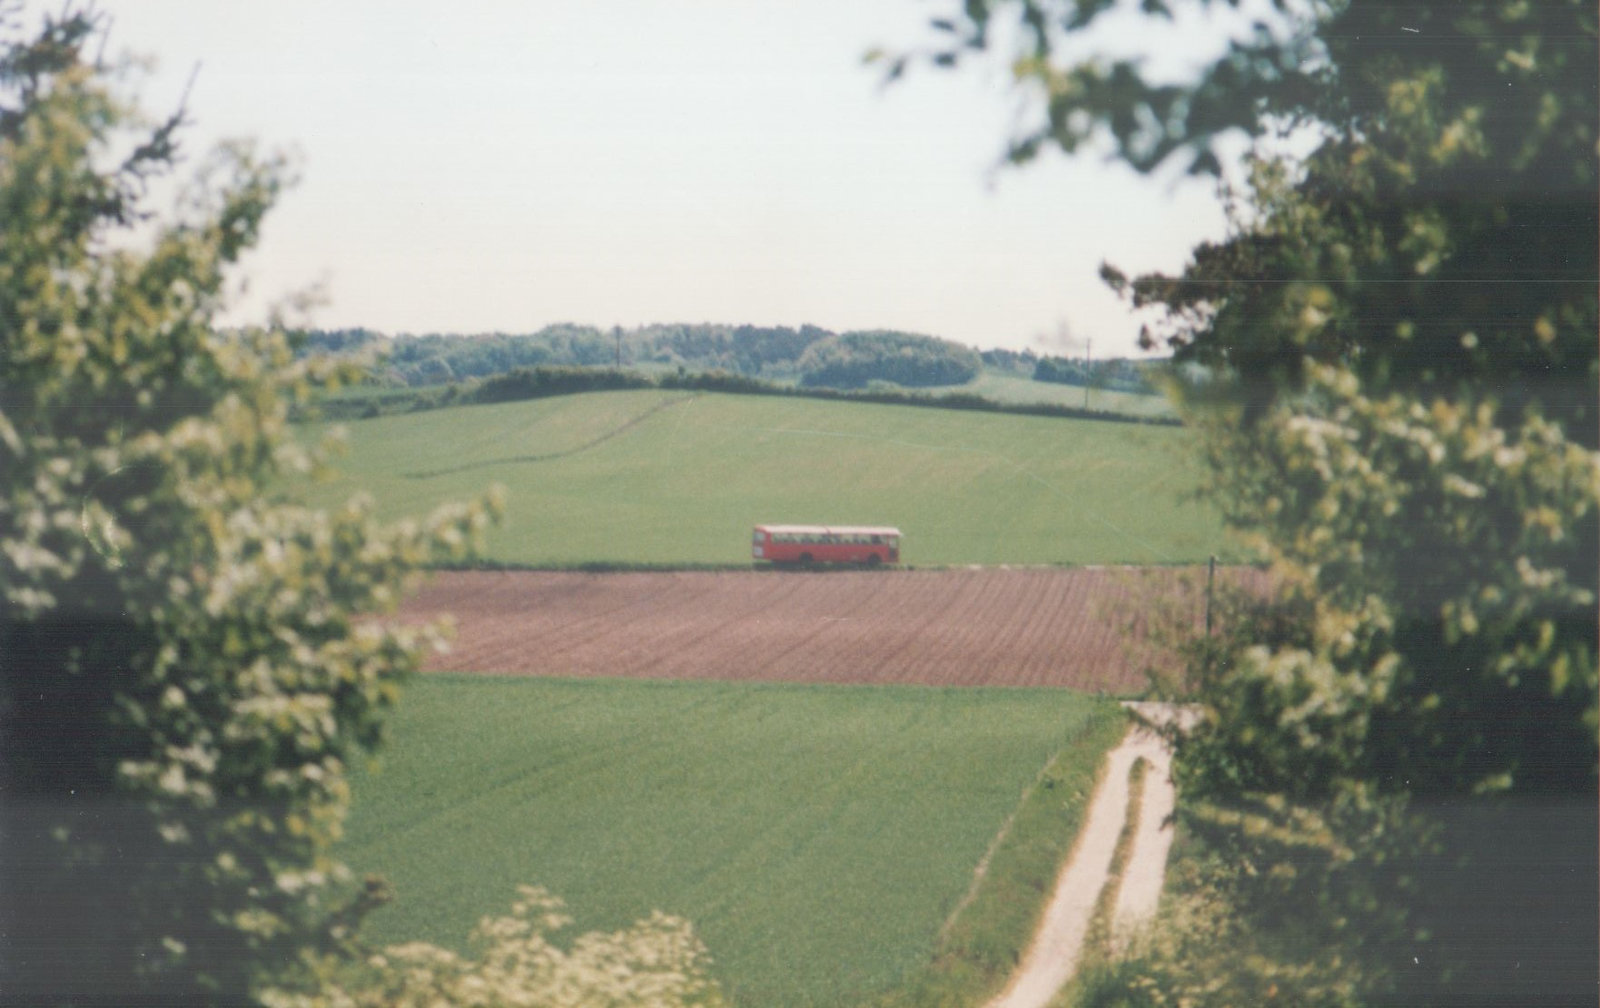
left=0, top=11, right=719, bottom=1006
left=796, top=330, right=983, bottom=388
left=906, top=0, right=1597, bottom=1002
left=297, top=322, right=864, bottom=389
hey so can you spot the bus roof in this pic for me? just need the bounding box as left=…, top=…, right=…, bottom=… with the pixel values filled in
left=754, top=524, right=901, bottom=537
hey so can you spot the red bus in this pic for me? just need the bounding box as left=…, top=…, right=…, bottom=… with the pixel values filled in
left=751, top=524, right=901, bottom=566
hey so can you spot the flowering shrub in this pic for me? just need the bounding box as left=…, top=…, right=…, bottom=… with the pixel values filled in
left=1182, top=363, right=1599, bottom=802
left=0, top=13, right=727, bottom=1004
left=268, top=887, right=724, bottom=1008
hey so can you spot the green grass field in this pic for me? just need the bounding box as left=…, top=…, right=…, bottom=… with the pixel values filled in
left=340, top=676, right=1125, bottom=1008
left=298, top=389, right=1231, bottom=567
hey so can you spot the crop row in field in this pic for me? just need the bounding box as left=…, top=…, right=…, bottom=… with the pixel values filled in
left=340, top=676, right=1125, bottom=1008
left=297, top=389, right=1235, bottom=567
left=400, top=566, right=1262, bottom=692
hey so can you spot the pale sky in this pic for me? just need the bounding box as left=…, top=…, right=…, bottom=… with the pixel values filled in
left=98, top=1, right=1247, bottom=356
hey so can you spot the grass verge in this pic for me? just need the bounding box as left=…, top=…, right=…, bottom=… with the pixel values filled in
left=857, top=711, right=1132, bottom=1008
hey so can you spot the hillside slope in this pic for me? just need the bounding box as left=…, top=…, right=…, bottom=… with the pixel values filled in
left=297, top=390, right=1231, bottom=566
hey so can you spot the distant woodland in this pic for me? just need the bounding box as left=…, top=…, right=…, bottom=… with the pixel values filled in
left=294, top=323, right=1156, bottom=394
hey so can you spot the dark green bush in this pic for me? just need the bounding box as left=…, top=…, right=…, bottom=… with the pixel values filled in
left=798, top=330, right=982, bottom=389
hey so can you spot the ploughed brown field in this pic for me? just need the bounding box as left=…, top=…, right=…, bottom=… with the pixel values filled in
left=402, top=566, right=1266, bottom=693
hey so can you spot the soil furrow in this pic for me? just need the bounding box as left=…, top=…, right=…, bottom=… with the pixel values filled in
left=403, top=567, right=1262, bottom=689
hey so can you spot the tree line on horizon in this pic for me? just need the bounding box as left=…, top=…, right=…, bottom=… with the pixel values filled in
left=293, top=323, right=1158, bottom=394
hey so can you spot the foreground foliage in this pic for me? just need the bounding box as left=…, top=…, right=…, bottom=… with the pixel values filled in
left=272, top=887, right=723, bottom=1008
left=0, top=11, right=720, bottom=1006
left=907, top=0, right=1598, bottom=1003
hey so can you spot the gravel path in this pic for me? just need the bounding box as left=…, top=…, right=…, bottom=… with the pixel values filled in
left=985, top=703, right=1191, bottom=1008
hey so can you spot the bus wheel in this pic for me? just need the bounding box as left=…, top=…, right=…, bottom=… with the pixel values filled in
left=799, top=552, right=813, bottom=565
left=865, top=554, right=881, bottom=566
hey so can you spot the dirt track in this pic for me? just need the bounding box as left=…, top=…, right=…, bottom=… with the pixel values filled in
left=402, top=566, right=1260, bottom=692
left=986, top=702, right=1194, bottom=1008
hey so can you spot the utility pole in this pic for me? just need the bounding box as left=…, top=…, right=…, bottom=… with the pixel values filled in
left=1084, top=337, right=1091, bottom=410
left=1205, top=554, right=1217, bottom=636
